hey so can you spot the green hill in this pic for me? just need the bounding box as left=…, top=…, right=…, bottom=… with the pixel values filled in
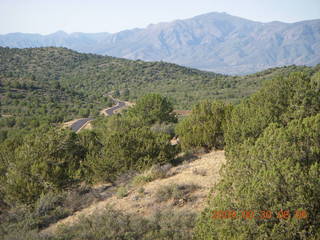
left=0, top=46, right=317, bottom=142
left=0, top=47, right=319, bottom=239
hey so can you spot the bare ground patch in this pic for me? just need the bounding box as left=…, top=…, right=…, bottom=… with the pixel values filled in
left=41, top=150, right=225, bottom=235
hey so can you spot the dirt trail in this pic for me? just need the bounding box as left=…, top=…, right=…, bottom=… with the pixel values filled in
left=42, top=150, right=226, bottom=235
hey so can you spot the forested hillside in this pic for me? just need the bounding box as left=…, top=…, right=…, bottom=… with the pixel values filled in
left=0, top=46, right=319, bottom=239
left=187, top=70, right=320, bottom=239
left=1, top=47, right=316, bottom=142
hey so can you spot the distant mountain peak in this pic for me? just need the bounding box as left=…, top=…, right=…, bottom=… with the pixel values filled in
left=0, top=12, right=319, bottom=74
left=49, top=30, right=68, bottom=36
left=193, top=11, right=256, bottom=22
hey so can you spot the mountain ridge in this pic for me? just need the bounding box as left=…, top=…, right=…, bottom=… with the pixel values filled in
left=0, top=12, right=319, bottom=74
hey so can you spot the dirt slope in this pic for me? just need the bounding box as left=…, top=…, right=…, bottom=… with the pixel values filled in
left=42, top=150, right=226, bottom=235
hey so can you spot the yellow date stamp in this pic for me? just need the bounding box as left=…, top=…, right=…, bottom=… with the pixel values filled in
left=211, top=209, right=308, bottom=220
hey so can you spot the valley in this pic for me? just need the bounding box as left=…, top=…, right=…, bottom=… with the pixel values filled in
left=1, top=2, right=319, bottom=239
left=0, top=46, right=319, bottom=240
left=1, top=46, right=315, bottom=144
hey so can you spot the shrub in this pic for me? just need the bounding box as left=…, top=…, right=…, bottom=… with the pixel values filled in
left=95, top=125, right=177, bottom=182
left=138, top=187, right=145, bottom=195
left=224, top=71, right=320, bottom=159
left=192, top=168, right=207, bottom=176
left=0, top=185, right=103, bottom=240
left=194, top=114, right=320, bottom=239
left=132, top=175, right=153, bottom=186
left=50, top=206, right=197, bottom=240
left=127, top=93, right=177, bottom=125
left=155, top=184, right=200, bottom=203
left=81, top=94, right=180, bottom=183
left=3, top=127, right=86, bottom=205
left=116, top=186, right=128, bottom=199
left=176, top=100, right=232, bottom=152
left=150, top=122, right=175, bottom=138
left=132, top=163, right=173, bottom=187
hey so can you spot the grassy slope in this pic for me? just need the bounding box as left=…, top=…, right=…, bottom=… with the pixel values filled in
left=41, top=150, right=226, bottom=235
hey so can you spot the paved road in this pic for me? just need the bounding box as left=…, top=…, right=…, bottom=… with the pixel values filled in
left=70, top=99, right=126, bottom=132
left=70, top=118, right=94, bottom=132
left=105, top=101, right=126, bottom=115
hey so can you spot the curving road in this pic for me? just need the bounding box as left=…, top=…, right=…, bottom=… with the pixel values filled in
left=70, top=99, right=127, bottom=132
left=70, top=118, right=94, bottom=132
left=104, top=100, right=126, bottom=115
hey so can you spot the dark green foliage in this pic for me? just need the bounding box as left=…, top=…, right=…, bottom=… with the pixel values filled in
left=128, top=93, right=177, bottom=125
left=77, top=130, right=103, bottom=154
left=1, top=46, right=319, bottom=239
left=224, top=71, right=320, bottom=158
left=195, top=114, right=320, bottom=240
left=176, top=100, right=232, bottom=152
left=150, top=122, right=176, bottom=138
left=0, top=93, right=178, bottom=209
left=86, top=114, right=178, bottom=183
left=1, top=47, right=313, bottom=142
left=103, top=126, right=176, bottom=171
left=194, top=70, right=320, bottom=240
left=83, top=94, right=179, bottom=183
left=2, top=127, right=86, bottom=204
left=0, top=204, right=41, bottom=240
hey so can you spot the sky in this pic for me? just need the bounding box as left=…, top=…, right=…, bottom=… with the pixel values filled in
left=0, top=0, right=319, bottom=35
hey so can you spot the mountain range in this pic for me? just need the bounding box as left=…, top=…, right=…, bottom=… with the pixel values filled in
left=1, top=12, right=319, bottom=74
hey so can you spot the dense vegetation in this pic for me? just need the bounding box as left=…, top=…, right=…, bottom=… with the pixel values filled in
left=193, top=69, right=320, bottom=239
left=84, top=95, right=178, bottom=184
left=0, top=47, right=312, bottom=143
left=0, top=46, right=319, bottom=239
left=0, top=94, right=183, bottom=239
left=176, top=100, right=232, bottom=152
left=1, top=127, right=86, bottom=205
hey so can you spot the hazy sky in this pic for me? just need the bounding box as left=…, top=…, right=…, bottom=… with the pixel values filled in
left=0, top=0, right=319, bottom=34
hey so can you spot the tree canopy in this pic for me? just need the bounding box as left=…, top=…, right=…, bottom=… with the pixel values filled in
left=195, top=69, right=320, bottom=240
left=176, top=100, right=232, bottom=152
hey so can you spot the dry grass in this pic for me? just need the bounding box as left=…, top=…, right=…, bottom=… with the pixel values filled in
left=192, top=168, right=207, bottom=176
left=82, top=121, right=93, bottom=130
left=155, top=183, right=200, bottom=203
left=131, top=163, right=173, bottom=186
left=173, top=110, right=192, bottom=116
left=41, top=150, right=226, bottom=235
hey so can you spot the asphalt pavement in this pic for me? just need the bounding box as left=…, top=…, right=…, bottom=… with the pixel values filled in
left=105, top=101, right=126, bottom=115
left=70, top=118, right=94, bottom=132
left=70, top=100, right=126, bottom=132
